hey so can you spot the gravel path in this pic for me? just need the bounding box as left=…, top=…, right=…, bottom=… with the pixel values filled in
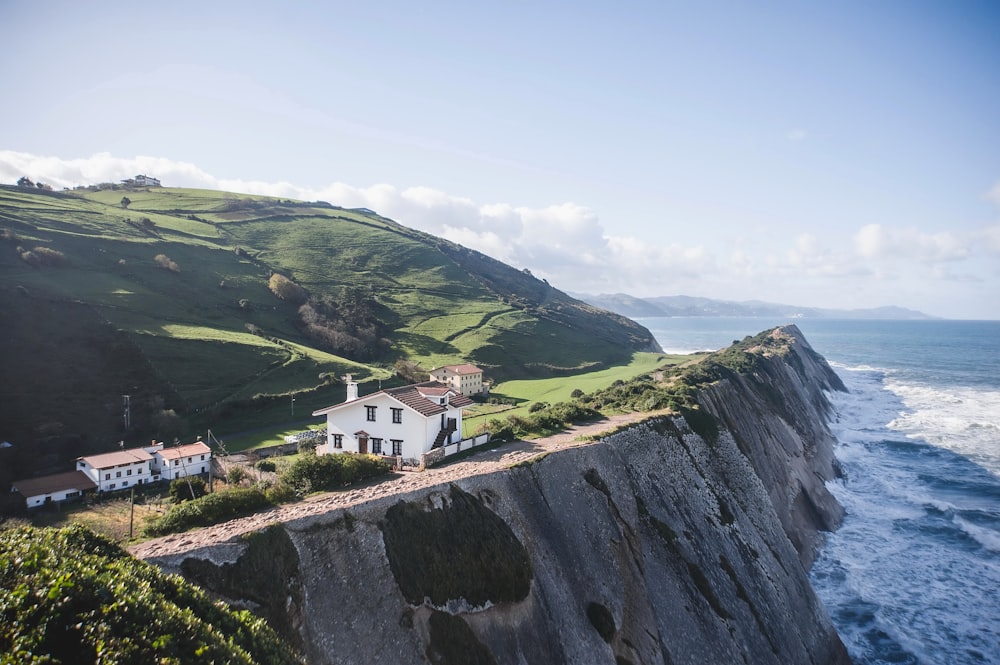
left=128, top=412, right=659, bottom=560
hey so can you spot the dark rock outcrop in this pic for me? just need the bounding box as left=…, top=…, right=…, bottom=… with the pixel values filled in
left=142, top=327, right=851, bottom=664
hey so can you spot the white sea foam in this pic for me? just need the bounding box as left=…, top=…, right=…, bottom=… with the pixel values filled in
left=813, top=363, right=1000, bottom=664
left=884, top=379, right=1000, bottom=476
left=954, top=516, right=1000, bottom=553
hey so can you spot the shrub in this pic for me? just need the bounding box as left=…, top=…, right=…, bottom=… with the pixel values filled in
left=17, top=245, right=68, bottom=267
left=256, top=459, right=277, bottom=473
left=0, top=525, right=301, bottom=663
left=279, top=453, right=390, bottom=496
left=227, top=466, right=249, bottom=485
left=144, top=487, right=273, bottom=536
left=268, top=273, right=307, bottom=303
left=154, top=253, right=179, bottom=273
left=168, top=476, right=207, bottom=503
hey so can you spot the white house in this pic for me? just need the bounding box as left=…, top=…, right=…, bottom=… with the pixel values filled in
left=146, top=441, right=213, bottom=481
left=76, top=447, right=155, bottom=492
left=312, top=376, right=474, bottom=464
left=122, top=174, right=162, bottom=187
left=11, top=471, right=97, bottom=509
left=429, top=363, right=486, bottom=397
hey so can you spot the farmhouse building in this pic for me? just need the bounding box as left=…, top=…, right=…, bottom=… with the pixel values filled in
left=429, top=363, right=486, bottom=397
left=147, top=441, right=213, bottom=481
left=76, top=447, right=155, bottom=492
left=122, top=174, right=162, bottom=187
left=312, top=376, right=474, bottom=464
left=11, top=471, right=97, bottom=509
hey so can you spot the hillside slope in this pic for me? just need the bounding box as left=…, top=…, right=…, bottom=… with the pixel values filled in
left=0, top=184, right=658, bottom=470
left=137, top=327, right=850, bottom=664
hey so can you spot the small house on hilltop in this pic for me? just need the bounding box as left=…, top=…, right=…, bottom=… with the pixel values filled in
left=121, top=174, right=162, bottom=187
left=312, top=375, right=474, bottom=464
left=429, top=363, right=486, bottom=397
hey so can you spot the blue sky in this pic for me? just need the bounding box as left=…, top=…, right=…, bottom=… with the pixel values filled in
left=2, top=1, right=999, bottom=318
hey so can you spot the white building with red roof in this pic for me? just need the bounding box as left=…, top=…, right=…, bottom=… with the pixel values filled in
left=11, top=471, right=98, bottom=509
left=312, top=376, right=474, bottom=464
left=76, top=447, right=155, bottom=493
left=429, top=363, right=486, bottom=396
left=148, top=441, right=213, bottom=481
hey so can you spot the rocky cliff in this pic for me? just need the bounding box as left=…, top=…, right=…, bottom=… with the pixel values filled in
left=140, top=326, right=851, bottom=664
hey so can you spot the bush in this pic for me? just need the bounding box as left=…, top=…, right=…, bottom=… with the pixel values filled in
left=268, top=273, right=307, bottom=303
left=256, top=459, right=277, bottom=473
left=227, top=466, right=249, bottom=485
left=154, top=253, right=179, bottom=273
left=144, top=487, right=273, bottom=537
left=0, top=525, right=301, bottom=663
left=280, top=453, right=390, bottom=496
left=168, top=476, right=207, bottom=503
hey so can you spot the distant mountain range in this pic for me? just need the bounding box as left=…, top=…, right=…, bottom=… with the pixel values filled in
left=571, top=293, right=938, bottom=320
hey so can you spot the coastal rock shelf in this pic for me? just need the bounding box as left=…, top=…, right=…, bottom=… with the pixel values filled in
left=139, top=326, right=852, bottom=664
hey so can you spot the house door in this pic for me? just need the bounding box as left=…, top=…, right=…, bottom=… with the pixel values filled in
left=358, top=435, right=368, bottom=454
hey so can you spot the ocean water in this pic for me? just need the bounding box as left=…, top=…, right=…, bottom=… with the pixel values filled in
left=637, top=317, right=1000, bottom=665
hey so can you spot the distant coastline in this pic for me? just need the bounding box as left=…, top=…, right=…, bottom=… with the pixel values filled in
left=573, top=292, right=938, bottom=321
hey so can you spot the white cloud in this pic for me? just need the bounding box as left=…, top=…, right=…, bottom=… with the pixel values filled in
left=854, top=223, right=971, bottom=263
left=987, top=180, right=1000, bottom=207
left=786, top=128, right=807, bottom=142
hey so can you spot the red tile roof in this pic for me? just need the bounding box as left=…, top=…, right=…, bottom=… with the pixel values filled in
left=436, top=364, right=482, bottom=375
left=79, top=448, right=153, bottom=469
left=157, top=442, right=212, bottom=460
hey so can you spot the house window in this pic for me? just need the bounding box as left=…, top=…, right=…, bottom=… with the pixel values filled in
left=366, top=405, right=378, bottom=422
left=200, top=455, right=205, bottom=460
left=391, top=408, right=403, bottom=424
left=137, top=467, right=142, bottom=474
left=371, top=438, right=383, bottom=454
left=109, top=483, right=116, bottom=489
left=333, top=434, right=343, bottom=449
left=174, top=460, right=179, bottom=466
left=116, top=471, right=122, bottom=478
left=391, top=439, right=403, bottom=456
left=105, top=473, right=110, bottom=480
left=127, top=469, right=132, bottom=476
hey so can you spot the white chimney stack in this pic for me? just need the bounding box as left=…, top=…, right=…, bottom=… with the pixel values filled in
left=344, top=374, right=359, bottom=402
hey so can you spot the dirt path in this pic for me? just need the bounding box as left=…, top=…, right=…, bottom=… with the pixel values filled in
left=128, top=412, right=659, bottom=560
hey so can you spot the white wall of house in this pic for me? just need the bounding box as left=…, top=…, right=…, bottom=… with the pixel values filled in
left=430, top=366, right=484, bottom=396
left=319, top=394, right=465, bottom=461
left=156, top=454, right=211, bottom=480
left=77, top=456, right=153, bottom=492
left=22, top=487, right=84, bottom=508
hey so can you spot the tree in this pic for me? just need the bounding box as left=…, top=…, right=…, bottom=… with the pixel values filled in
left=16, top=176, right=34, bottom=188
left=120, top=196, right=131, bottom=209
left=169, top=475, right=207, bottom=503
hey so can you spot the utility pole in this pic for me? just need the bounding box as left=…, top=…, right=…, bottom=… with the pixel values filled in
left=291, top=395, right=295, bottom=417
left=129, top=487, right=135, bottom=540
left=122, top=395, right=131, bottom=430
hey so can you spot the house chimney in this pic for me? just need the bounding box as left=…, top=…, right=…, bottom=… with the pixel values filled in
left=344, top=374, right=359, bottom=402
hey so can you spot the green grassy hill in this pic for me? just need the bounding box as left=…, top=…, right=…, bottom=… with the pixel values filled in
left=0, top=183, right=658, bottom=478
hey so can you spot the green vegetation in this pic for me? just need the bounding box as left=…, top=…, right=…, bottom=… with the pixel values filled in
left=0, top=183, right=658, bottom=483
left=0, top=524, right=302, bottom=664
left=381, top=486, right=532, bottom=607
left=143, top=453, right=390, bottom=537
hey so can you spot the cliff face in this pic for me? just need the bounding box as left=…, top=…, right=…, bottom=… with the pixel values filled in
left=142, top=326, right=851, bottom=664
